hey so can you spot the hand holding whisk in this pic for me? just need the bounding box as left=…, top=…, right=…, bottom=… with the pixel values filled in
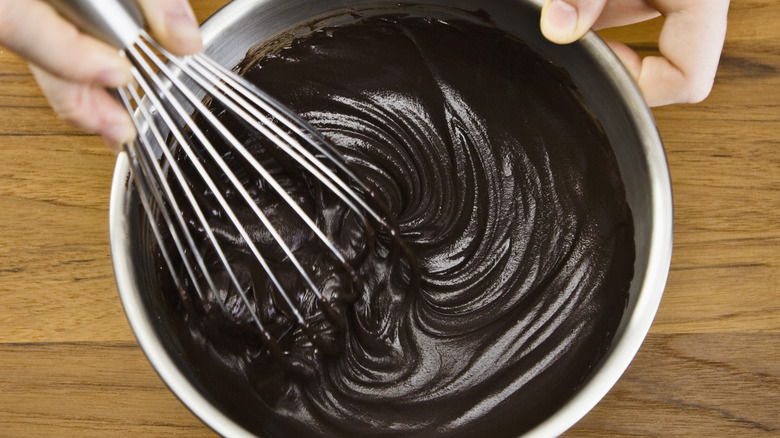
left=44, top=0, right=416, bottom=374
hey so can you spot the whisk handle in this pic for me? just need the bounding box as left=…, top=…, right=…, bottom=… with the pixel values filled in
left=43, top=0, right=144, bottom=49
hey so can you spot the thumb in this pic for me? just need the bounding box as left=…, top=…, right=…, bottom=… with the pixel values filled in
left=540, top=0, right=608, bottom=44
left=137, top=0, right=202, bottom=56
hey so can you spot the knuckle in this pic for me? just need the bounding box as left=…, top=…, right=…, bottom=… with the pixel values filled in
left=52, top=87, right=91, bottom=129
left=684, top=76, right=715, bottom=104
left=55, top=28, right=93, bottom=78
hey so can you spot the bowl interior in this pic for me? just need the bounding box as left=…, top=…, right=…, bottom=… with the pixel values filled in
left=110, top=0, right=672, bottom=436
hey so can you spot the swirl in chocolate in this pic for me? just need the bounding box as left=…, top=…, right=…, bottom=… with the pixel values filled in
left=158, top=13, right=634, bottom=437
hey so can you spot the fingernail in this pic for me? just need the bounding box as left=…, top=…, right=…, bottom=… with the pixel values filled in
left=166, top=4, right=202, bottom=50
left=97, top=68, right=130, bottom=88
left=103, top=121, right=136, bottom=150
left=544, top=0, right=578, bottom=40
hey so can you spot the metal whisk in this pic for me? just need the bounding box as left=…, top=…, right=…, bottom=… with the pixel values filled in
left=46, top=0, right=394, bottom=366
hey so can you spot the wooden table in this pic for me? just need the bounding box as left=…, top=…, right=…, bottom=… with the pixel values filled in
left=1, top=1, right=777, bottom=436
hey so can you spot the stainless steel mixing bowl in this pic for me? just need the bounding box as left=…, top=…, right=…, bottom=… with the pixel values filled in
left=109, top=0, right=673, bottom=436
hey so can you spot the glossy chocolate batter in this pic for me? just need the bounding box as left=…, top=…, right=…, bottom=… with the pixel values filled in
left=157, top=13, right=634, bottom=438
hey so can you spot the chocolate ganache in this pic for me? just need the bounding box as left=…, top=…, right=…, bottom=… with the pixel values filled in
left=156, top=12, right=635, bottom=438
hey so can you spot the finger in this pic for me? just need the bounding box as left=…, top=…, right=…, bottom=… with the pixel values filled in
left=592, top=0, right=660, bottom=30
left=605, top=40, right=642, bottom=78
left=0, top=0, right=131, bottom=87
left=30, top=64, right=136, bottom=150
left=540, top=0, right=660, bottom=42
left=540, top=0, right=609, bottom=44
left=638, top=0, right=730, bottom=105
left=137, top=0, right=202, bottom=56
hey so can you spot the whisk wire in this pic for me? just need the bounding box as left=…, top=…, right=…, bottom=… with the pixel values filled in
left=120, top=120, right=187, bottom=294
left=143, top=33, right=375, bottom=263
left=122, top=51, right=289, bottom=357
left=119, top=31, right=369, bottom=359
left=120, top=84, right=219, bottom=307
left=130, top=37, right=330, bottom=320
left=188, top=52, right=383, bottom=224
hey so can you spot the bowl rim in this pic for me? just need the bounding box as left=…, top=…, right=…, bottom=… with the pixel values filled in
left=109, top=0, right=672, bottom=436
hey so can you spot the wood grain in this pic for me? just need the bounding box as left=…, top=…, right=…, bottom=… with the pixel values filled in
left=0, top=1, right=777, bottom=436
